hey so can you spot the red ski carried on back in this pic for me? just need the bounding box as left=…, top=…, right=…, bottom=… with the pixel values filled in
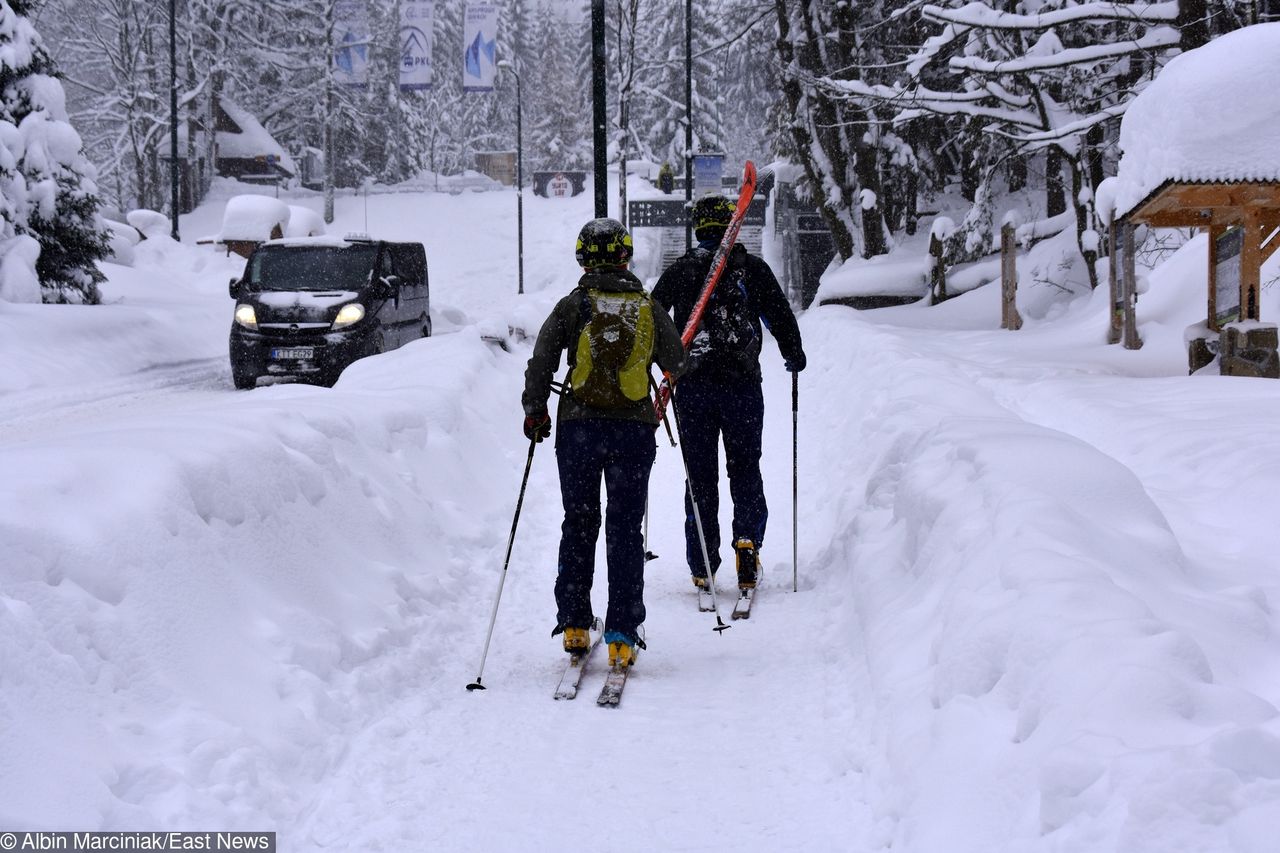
left=653, top=160, right=758, bottom=422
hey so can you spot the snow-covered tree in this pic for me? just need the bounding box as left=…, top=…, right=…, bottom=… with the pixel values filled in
left=0, top=0, right=106, bottom=304
left=774, top=0, right=891, bottom=260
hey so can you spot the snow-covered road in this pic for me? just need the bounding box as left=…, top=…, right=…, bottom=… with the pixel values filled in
left=4, top=183, right=1279, bottom=851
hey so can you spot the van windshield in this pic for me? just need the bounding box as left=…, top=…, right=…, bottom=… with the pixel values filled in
left=248, top=245, right=378, bottom=292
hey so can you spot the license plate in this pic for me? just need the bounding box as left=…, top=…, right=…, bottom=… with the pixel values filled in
left=270, top=347, right=314, bottom=360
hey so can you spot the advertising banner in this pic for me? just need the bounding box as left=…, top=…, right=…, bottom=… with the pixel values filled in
left=400, top=1, right=434, bottom=91
left=463, top=3, right=499, bottom=92
left=333, top=0, right=371, bottom=88
left=693, top=152, right=725, bottom=196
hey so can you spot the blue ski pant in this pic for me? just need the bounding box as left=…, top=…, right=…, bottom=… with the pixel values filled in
left=673, top=375, right=767, bottom=576
left=554, top=418, right=656, bottom=643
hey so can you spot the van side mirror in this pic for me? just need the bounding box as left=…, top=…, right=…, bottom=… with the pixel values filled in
left=229, top=277, right=242, bottom=298
left=371, top=275, right=398, bottom=299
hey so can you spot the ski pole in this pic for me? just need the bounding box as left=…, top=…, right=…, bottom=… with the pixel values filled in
left=671, top=393, right=729, bottom=634
left=792, top=371, right=799, bottom=593
left=466, top=436, right=539, bottom=691
left=644, top=497, right=657, bottom=562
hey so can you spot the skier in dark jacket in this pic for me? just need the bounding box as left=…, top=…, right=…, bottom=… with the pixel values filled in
left=652, top=194, right=805, bottom=591
left=523, top=218, right=686, bottom=669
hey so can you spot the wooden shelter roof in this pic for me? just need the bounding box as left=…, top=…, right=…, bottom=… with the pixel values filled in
left=1125, top=179, right=1280, bottom=228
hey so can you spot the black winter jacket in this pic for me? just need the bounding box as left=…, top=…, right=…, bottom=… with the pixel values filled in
left=651, top=243, right=803, bottom=384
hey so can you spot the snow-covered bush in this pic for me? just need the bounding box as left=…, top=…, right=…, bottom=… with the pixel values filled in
left=102, top=220, right=139, bottom=266
left=945, top=178, right=996, bottom=264
left=126, top=209, right=170, bottom=240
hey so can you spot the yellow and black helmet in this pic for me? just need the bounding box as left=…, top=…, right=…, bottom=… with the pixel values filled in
left=691, top=194, right=735, bottom=233
left=575, top=218, right=634, bottom=269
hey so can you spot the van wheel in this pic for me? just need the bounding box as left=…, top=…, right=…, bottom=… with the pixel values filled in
left=232, top=367, right=257, bottom=390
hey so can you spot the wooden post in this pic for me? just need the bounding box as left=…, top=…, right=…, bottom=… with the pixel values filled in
left=1000, top=222, right=1022, bottom=330
left=1241, top=208, right=1262, bottom=321
left=1122, top=221, right=1143, bottom=350
left=1108, top=212, right=1122, bottom=344
left=929, top=233, right=947, bottom=304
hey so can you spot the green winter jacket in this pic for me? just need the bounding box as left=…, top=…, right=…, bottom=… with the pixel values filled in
left=523, top=268, right=686, bottom=427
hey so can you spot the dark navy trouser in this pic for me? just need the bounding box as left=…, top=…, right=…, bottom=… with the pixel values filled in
left=673, top=375, right=767, bottom=576
left=555, top=418, right=656, bottom=642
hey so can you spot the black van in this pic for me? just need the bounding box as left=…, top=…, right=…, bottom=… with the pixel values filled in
left=228, top=236, right=430, bottom=388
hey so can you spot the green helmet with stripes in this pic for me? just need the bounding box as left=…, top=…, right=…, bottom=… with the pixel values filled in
left=575, top=218, right=634, bottom=269
left=691, top=194, right=735, bottom=236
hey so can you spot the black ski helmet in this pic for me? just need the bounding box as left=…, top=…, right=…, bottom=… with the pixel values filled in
left=691, top=194, right=735, bottom=235
left=575, top=218, right=634, bottom=269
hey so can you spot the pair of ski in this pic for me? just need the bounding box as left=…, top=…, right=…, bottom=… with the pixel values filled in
left=553, top=620, right=628, bottom=706
left=698, top=570, right=760, bottom=620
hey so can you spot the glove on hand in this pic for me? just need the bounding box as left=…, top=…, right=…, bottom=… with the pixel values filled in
left=523, top=411, right=552, bottom=443
left=785, top=351, right=807, bottom=373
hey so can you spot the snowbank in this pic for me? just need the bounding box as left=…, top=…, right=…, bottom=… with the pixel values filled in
left=801, top=298, right=1280, bottom=852
left=0, top=332, right=516, bottom=829
left=816, top=253, right=931, bottom=301
left=1114, top=22, right=1280, bottom=217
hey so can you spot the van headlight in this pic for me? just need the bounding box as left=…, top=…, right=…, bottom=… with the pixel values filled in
left=234, top=304, right=258, bottom=330
left=332, top=303, right=366, bottom=329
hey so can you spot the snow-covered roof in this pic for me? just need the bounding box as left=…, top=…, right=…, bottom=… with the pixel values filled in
left=1113, top=23, right=1280, bottom=218
left=216, top=98, right=296, bottom=176
left=284, top=206, right=326, bottom=239
left=219, top=195, right=290, bottom=242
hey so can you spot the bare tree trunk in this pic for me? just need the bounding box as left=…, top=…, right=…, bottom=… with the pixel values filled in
left=1046, top=146, right=1066, bottom=217
left=831, top=2, right=887, bottom=257
left=774, top=0, right=857, bottom=260
left=1178, top=0, right=1210, bottom=49
left=1069, top=156, right=1100, bottom=290
left=1008, top=154, right=1026, bottom=193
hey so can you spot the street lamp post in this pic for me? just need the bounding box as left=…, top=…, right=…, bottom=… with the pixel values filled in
left=169, top=0, right=180, bottom=241
left=498, top=60, right=524, bottom=296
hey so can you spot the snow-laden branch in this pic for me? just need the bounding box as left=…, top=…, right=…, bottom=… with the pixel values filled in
left=906, top=22, right=965, bottom=77
left=921, top=1, right=1179, bottom=31
left=822, top=75, right=1042, bottom=127
left=949, top=27, right=1181, bottom=74
left=987, top=101, right=1131, bottom=144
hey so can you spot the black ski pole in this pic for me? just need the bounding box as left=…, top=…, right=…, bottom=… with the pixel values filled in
left=792, top=372, right=799, bottom=593
left=671, top=393, right=729, bottom=634
left=467, top=436, right=539, bottom=691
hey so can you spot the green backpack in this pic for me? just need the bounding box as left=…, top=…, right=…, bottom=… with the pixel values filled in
left=570, top=289, right=656, bottom=408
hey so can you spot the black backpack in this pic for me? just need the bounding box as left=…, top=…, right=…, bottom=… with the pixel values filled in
left=687, top=250, right=760, bottom=373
